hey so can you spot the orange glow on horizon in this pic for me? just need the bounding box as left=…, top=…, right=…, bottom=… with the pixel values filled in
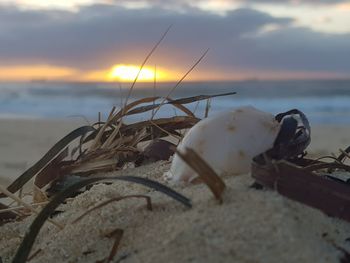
left=0, top=64, right=178, bottom=82
left=0, top=64, right=348, bottom=82
left=0, top=65, right=78, bottom=81
left=106, top=64, right=168, bottom=82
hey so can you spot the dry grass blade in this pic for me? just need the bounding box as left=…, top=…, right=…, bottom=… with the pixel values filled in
left=167, top=92, right=236, bottom=105
left=1, top=126, right=95, bottom=198
left=84, top=92, right=234, bottom=148
left=176, top=148, right=226, bottom=203
left=69, top=158, right=123, bottom=175
left=13, top=175, right=191, bottom=263
left=101, top=120, right=123, bottom=149
left=149, top=119, right=182, bottom=141
left=0, top=201, right=48, bottom=214
left=205, top=98, right=211, bottom=118
left=34, top=147, right=68, bottom=189
left=113, top=96, right=195, bottom=122
left=125, top=91, right=236, bottom=118
left=0, top=184, right=63, bottom=229
left=126, top=100, right=194, bottom=118
left=118, top=117, right=198, bottom=143
left=151, top=48, right=210, bottom=119
left=86, top=116, right=198, bottom=147
left=27, top=249, right=42, bottom=262
left=89, top=107, right=116, bottom=151
left=109, top=176, right=191, bottom=207
left=119, top=116, right=200, bottom=135
left=123, top=25, right=171, bottom=108
left=73, top=194, right=152, bottom=223
left=112, top=96, right=161, bottom=122
left=104, top=228, right=124, bottom=263
left=163, top=99, right=196, bottom=117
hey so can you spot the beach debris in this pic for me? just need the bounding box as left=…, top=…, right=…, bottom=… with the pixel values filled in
left=251, top=110, right=348, bottom=222
left=252, top=157, right=350, bottom=222
left=251, top=109, right=350, bottom=223
left=176, top=148, right=226, bottom=203
left=258, top=109, right=311, bottom=161
left=166, top=106, right=281, bottom=183
left=135, top=139, right=176, bottom=166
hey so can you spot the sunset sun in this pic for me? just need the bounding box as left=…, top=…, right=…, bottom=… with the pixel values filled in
left=107, top=64, right=160, bottom=82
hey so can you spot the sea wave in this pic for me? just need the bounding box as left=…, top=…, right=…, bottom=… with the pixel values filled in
left=1, top=80, right=349, bottom=124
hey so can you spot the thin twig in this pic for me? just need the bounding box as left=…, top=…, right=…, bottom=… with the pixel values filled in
left=0, top=201, right=49, bottom=214
left=27, top=249, right=42, bottom=262
left=89, top=107, right=116, bottom=151
left=204, top=98, right=211, bottom=118
left=151, top=48, right=209, bottom=119
left=105, top=229, right=124, bottom=263
left=123, top=25, right=172, bottom=109
left=152, top=64, right=157, bottom=118
left=149, top=120, right=182, bottom=140
left=192, top=101, right=200, bottom=116
left=73, top=195, right=152, bottom=224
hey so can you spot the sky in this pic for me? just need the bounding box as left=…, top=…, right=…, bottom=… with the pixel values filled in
left=0, top=0, right=349, bottom=81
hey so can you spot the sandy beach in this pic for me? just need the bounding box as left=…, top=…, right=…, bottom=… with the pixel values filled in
left=1, top=0, right=350, bottom=261
left=0, top=118, right=350, bottom=262
left=0, top=118, right=85, bottom=186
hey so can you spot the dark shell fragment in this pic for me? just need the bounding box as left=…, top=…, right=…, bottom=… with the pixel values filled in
left=135, top=139, right=176, bottom=166
left=0, top=202, right=17, bottom=225
left=252, top=109, right=350, bottom=223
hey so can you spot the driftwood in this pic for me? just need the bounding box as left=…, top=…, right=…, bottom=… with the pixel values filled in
left=251, top=158, right=350, bottom=222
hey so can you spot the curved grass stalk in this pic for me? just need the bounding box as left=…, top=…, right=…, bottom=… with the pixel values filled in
left=1, top=126, right=95, bottom=197
left=13, top=175, right=191, bottom=263
left=73, top=194, right=152, bottom=224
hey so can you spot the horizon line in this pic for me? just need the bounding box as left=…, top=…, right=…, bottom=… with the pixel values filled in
left=1, top=77, right=350, bottom=85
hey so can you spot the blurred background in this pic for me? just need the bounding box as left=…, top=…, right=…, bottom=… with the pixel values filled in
left=0, top=0, right=350, bottom=124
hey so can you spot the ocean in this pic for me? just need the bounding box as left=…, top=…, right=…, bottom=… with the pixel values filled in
left=0, top=80, right=349, bottom=125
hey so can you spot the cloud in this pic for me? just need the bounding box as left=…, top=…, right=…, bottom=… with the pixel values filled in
left=0, top=3, right=349, bottom=77
left=112, top=0, right=349, bottom=8
left=0, top=5, right=291, bottom=67
left=238, top=27, right=350, bottom=72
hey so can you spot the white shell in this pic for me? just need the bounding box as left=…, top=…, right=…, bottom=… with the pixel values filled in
left=165, top=106, right=281, bottom=183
